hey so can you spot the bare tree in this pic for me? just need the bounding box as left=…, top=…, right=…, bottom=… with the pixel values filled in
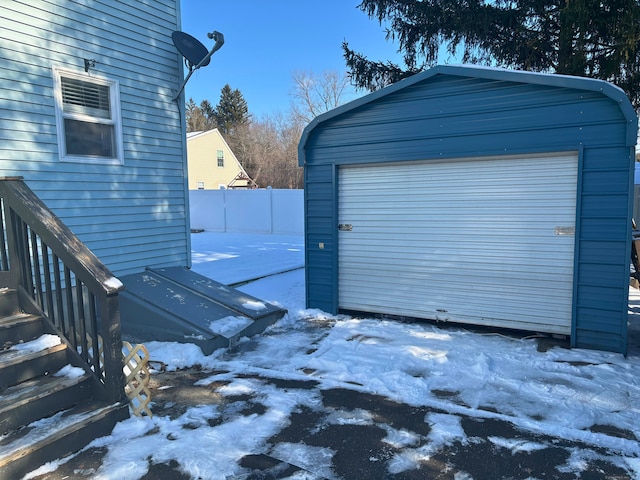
left=224, top=122, right=257, bottom=180
left=275, top=114, right=304, bottom=189
left=289, top=70, right=353, bottom=125
left=238, top=121, right=275, bottom=187
left=229, top=113, right=303, bottom=189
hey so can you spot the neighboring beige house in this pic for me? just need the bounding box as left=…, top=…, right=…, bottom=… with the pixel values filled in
left=187, top=129, right=256, bottom=189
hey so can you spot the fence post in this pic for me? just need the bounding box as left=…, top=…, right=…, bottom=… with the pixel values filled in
left=223, top=188, right=228, bottom=233
left=268, top=187, right=273, bottom=234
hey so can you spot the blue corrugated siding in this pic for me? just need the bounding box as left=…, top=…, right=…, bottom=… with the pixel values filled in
left=572, top=146, right=634, bottom=352
left=304, top=86, right=626, bottom=165
left=304, top=164, right=337, bottom=313
left=300, top=66, right=637, bottom=353
left=0, top=0, right=189, bottom=276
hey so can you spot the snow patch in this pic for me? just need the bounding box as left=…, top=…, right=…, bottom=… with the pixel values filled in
left=11, top=334, right=61, bottom=353
left=242, top=300, right=267, bottom=311
left=54, top=365, right=86, bottom=379
left=270, top=443, right=336, bottom=479
left=209, top=316, right=253, bottom=336
left=387, top=413, right=467, bottom=474
left=381, top=425, right=422, bottom=448
left=104, top=276, right=124, bottom=291
left=145, top=341, right=222, bottom=371
left=324, top=408, right=374, bottom=426
left=488, top=436, right=548, bottom=454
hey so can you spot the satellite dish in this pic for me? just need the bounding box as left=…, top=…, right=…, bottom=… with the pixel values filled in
left=171, top=31, right=211, bottom=70
left=171, top=29, right=225, bottom=101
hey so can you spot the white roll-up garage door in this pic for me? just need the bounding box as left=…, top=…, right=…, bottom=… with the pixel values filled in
left=338, top=153, right=578, bottom=335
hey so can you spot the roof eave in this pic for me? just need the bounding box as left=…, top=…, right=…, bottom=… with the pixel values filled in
left=298, top=65, right=638, bottom=166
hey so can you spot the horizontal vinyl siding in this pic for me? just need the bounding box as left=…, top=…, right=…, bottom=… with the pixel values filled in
left=0, top=0, right=188, bottom=277
left=186, top=131, right=245, bottom=189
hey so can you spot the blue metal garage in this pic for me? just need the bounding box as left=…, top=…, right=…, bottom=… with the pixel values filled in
left=298, top=65, right=637, bottom=353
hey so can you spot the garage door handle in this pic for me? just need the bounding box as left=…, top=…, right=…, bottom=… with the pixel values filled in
left=338, top=224, right=353, bottom=231
left=554, top=226, right=575, bottom=236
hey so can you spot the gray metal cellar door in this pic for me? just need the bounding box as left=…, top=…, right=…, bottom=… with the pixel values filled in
left=119, top=267, right=287, bottom=354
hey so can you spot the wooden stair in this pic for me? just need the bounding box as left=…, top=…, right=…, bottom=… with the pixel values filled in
left=0, top=288, right=129, bottom=480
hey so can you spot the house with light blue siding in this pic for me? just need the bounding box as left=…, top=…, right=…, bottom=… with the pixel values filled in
left=299, top=65, right=637, bottom=354
left=0, top=0, right=286, bottom=479
left=0, top=0, right=190, bottom=276
left=0, top=1, right=196, bottom=472
left=0, top=5, right=286, bottom=473
left=0, top=0, right=285, bottom=357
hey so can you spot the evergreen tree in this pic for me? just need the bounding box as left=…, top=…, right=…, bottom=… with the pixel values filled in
left=185, top=98, right=217, bottom=132
left=200, top=99, right=216, bottom=126
left=343, top=0, right=640, bottom=108
left=213, top=84, right=250, bottom=135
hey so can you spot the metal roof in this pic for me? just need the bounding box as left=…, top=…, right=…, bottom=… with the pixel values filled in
left=299, top=65, right=638, bottom=166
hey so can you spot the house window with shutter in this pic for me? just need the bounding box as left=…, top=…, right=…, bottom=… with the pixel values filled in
left=53, top=68, right=123, bottom=164
left=217, top=150, right=224, bottom=167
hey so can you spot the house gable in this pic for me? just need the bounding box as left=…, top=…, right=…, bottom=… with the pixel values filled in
left=187, top=129, right=254, bottom=189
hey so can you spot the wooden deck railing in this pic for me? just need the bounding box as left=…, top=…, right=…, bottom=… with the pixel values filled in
left=0, top=177, right=126, bottom=403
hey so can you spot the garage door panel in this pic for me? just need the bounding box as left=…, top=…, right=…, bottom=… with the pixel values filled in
left=338, top=153, right=577, bottom=334
left=340, top=280, right=572, bottom=306
left=339, top=251, right=574, bottom=279
left=340, top=269, right=574, bottom=299
left=341, top=188, right=578, bottom=199
left=339, top=264, right=574, bottom=285
left=339, top=296, right=572, bottom=335
left=340, top=236, right=574, bottom=252
left=341, top=164, right=576, bottom=182
left=340, top=240, right=576, bottom=266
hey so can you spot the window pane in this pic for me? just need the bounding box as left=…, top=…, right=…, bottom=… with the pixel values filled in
left=64, top=119, right=115, bottom=157
left=61, top=77, right=111, bottom=119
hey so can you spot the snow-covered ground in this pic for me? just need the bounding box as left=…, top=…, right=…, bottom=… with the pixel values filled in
left=27, top=232, right=640, bottom=479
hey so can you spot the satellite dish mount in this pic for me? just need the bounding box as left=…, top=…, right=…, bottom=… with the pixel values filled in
left=172, top=30, right=224, bottom=100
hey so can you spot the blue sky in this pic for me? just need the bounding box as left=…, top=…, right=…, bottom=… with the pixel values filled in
left=179, top=1, right=404, bottom=118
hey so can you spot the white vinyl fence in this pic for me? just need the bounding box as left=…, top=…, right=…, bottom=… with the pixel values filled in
left=189, top=189, right=304, bottom=234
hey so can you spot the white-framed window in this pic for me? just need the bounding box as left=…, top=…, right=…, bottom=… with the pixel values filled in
left=217, top=150, right=224, bottom=167
left=197, top=181, right=205, bottom=190
left=53, top=67, right=123, bottom=164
